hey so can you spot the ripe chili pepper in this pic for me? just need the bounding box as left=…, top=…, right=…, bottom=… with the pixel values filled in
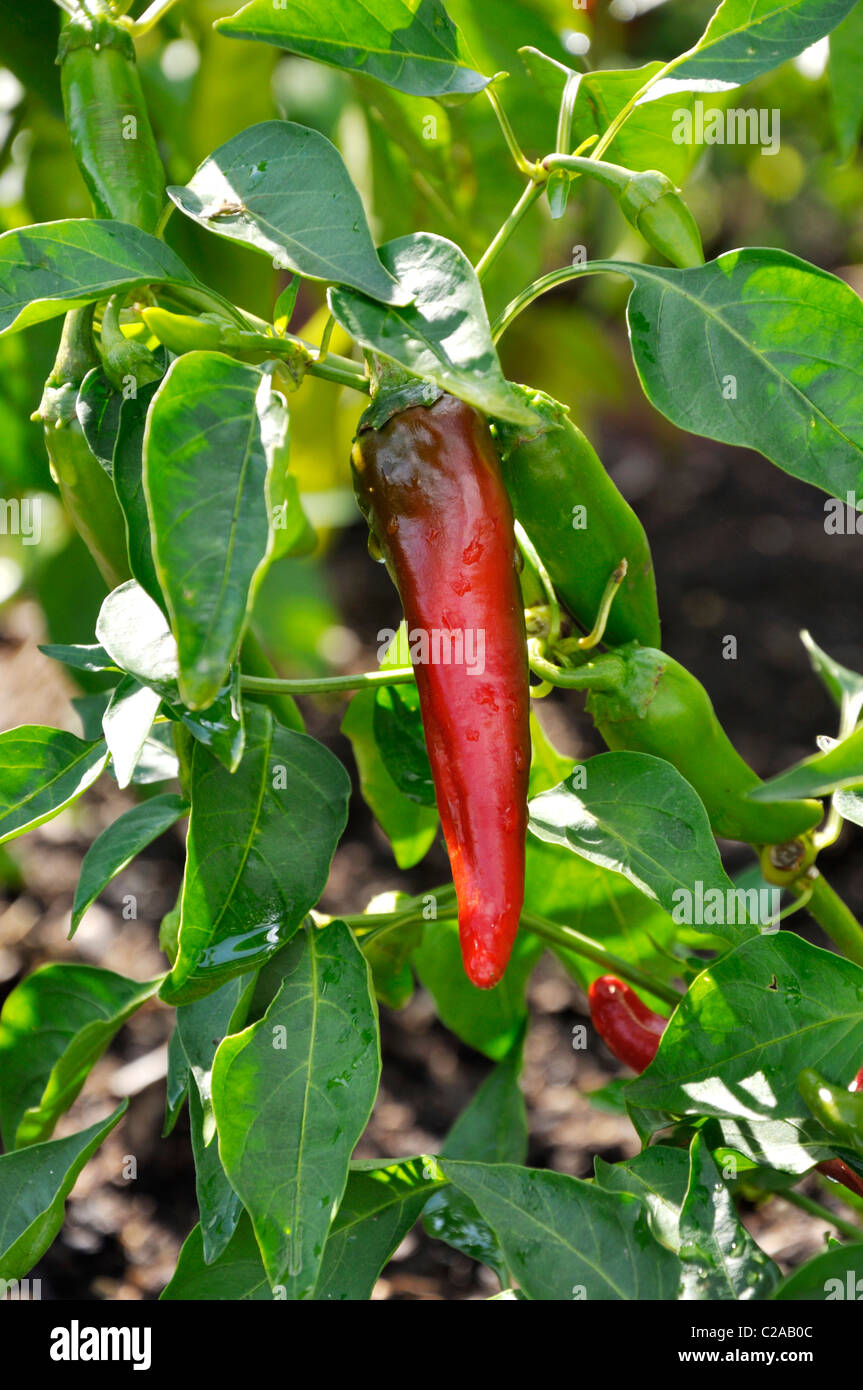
left=58, top=1, right=164, bottom=232
left=799, top=1068, right=863, bottom=1156
left=35, top=307, right=131, bottom=591
left=351, top=389, right=530, bottom=989
left=573, top=642, right=823, bottom=845
left=588, top=975, right=666, bottom=1072
left=493, top=387, right=660, bottom=649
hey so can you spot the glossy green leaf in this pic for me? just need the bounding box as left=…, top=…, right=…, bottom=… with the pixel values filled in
left=677, top=1135, right=779, bottom=1299
left=640, top=0, right=859, bottom=102
left=162, top=704, right=350, bottom=1004
left=211, top=921, right=381, bottom=1296
left=145, top=353, right=296, bottom=709
left=363, top=913, right=423, bottom=1010
left=76, top=367, right=122, bottom=476
left=39, top=643, right=117, bottom=674
left=161, top=1215, right=272, bottom=1300
left=372, top=683, right=435, bottom=807
left=772, top=1241, right=863, bottom=1299
left=606, top=249, right=863, bottom=503
left=342, top=691, right=438, bottom=870
left=96, top=582, right=245, bottom=772
left=529, top=752, right=751, bottom=941
left=412, top=921, right=542, bottom=1060
left=329, top=233, right=538, bottom=426
left=0, top=726, right=108, bottom=846
left=0, top=965, right=159, bottom=1148
left=113, top=379, right=164, bottom=607
left=829, top=3, right=863, bottom=159
left=594, top=1145, right=691, bottom=1253
left=627, top=934, right=863, bottom=1171
left=316, top=1157, right=446, bottom=1300
left=441, top=1160, right=681, bottom=1300
left=750, top=726, right=863, bottom=801
left=175, top=975, right=257, bottom=1138
left=423, top=1041, right=526, bottom=1281
left=169, top=122, right=407, bottom=305
left=71, top=794, right=186, bottom=936
left=0, top=220, right=200, bottom=336
left=101, top=675, right=162, bottom=790
left=800, top=630, right=863, bottom=722
left=216, top=0, right=489, bottom=99
left=163, top=1027, right=190, bottom=1137
left=0, top=1105, right=126, bottom=1280
left=189, top=1086, right=244, bottom=1266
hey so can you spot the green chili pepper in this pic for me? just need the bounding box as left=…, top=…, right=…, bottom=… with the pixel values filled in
left=493, top=386, right=661, bottom=650
left=36, top=307, right=131, bottom=591
left=543, top=154, right=704, bottom=269
left=140, top=308, right=228, bottom=356
left=799, top=1068, right=863, bottom=1156
left=58, top=1, right=164, bottom=231
left=551, top=641, right=822, bottom=845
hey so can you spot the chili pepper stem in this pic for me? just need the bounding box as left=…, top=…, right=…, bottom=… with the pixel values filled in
left=576, top=560, right=628, bottom=650
left=779, top=1186, right=863, bottom=1242
left=799, top=873, right=863, bottom=968
left=515, top=521, right=561, bottom=645
left=520, top=908, right=682, bottom=1006
left=125, top=0, right=182, bottom=37
left=528, top=649, right=625, bottom=692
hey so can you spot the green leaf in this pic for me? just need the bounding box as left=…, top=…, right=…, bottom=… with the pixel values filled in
left=161, top=1215, right=272, bottom=1300
left=0, top=220, right=200, bottom=336
left=175, top=975, right=256, bottom=1137
left=169, top=122, right=407, bottom=305
left=441, top=1160, right=681, bottom=1300
left=772, top=1241, right=863, bottom=1299
left=216, top=0, right=489, bottom=100
left=101, top=675, right=161, bottom=790
left=640, top=0, right=859, bottom=102
left=423, top=1041, right=526, bottom=1281
left=0, top=965, right=159, bottom=1149
left=71, top=794, right=186, bottom=936
left=829, top=2, right=863, bottom=160
left=750, top=725, right=863, bottom=801
left=163, top=704, right=350, bottom=1005
left=145, top=353, right=296, bottom=709
left=341, top=628, right=437, bottom=869
left=329, top=233, right=539, bottom=426
left=412, top=921, right=542, bottom=1060
left=363, top=913, right=423, bottom=1010
left=76, top=367, right=122, bottom=476
left=372, top=683, right=435, bottom=806
left=800, top=629, right=863, bottom=722
left=608, top=250, right=863, bottom=504
left=316, top=1157, right=446, bottom=1300
left=189, top=1086, right=244, bottom=1266
left=164, top=1027, right=189, bottom=1137
left=627, top=933, right=863, bottom=1172
left=211, top=921, right=381, bottom=1296
left=0, top=726, right=108, bottom=846
left=528, top=752, right=751, bottom=941
left=96, top=582, right=245, bottom=772
left=676, top=1134, right=780, bottom=1300
left=113, top=379, right=164, bottom=608
left=39, top=643, right=117, bottom=674
left=0, top=1104, right=126, bottom=1280
left=594, top=1145, right=691, bottom=1253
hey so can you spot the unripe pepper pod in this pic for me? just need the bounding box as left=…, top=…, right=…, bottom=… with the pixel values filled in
left=493, top=386, right=660, bottom=649
left=617, top=170, right=704, bottom=270
left=588, top=975, right=667, bottom=1073
left=799, top=1067, right=863, bottom=1156
left=351, top=388, right=530, bottom=988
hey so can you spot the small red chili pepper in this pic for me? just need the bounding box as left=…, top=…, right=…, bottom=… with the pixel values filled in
left=588, top=975, right=667, bottom=1073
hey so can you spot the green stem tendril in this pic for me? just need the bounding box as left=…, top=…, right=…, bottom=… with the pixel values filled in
left=800, top=873, right=863, bottom=968
left=520, top=908, right=682, bottom=1006
left=780, top=1186, right=863, bottom=1242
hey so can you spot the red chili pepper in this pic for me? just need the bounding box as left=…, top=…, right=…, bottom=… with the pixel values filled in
left=588, top=975, right=667, bottom=1073
left=855, top=1067, right=863, bottom=1093
left=352, top=391, right=530, bottom=989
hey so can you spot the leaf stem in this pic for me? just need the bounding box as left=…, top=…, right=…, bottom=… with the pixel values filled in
left=520, top=908, right=683, bottom=1006
left=780, top=1186, right=863, bottom=1242
left=800, top=873, right=863, bottom=968
left=240, top=667, right=416, bottom=697
left=491, top=262, right=606, bottom=342
left=485, top=77, right=539, bottom=179
left=475, top=182, right=544, bottom=284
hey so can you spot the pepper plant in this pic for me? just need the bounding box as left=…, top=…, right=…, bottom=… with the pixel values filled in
left=1, top=0, right=863, bottom=1303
